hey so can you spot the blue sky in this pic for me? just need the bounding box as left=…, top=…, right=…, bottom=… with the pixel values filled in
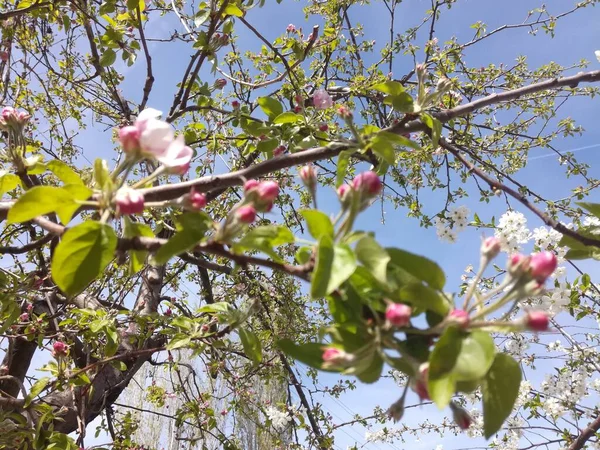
left=49, top=0, right=600, bottom=448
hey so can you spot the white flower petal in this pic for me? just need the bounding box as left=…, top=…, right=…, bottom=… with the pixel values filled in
left=596, top=50, right=600, bottom=62
left=136, top=107, right=163, bottom=123
left=139, top=119, right=175, bottom=156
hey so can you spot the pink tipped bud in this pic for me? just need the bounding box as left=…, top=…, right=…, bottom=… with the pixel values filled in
left=450, top=402, right=472, bottom=430
left=0, top=51, right=8, bottom=62
left=313, top=89, right=333, bottom=110
left=318, top=123, right=328, bottom=132
left=214, top=78, right=227, bottom=89
left=286, top=24, right=296, bottom=33
left=322, top=347, right=354, bottom=367
left=26, top=303, right=33, bottom=312
left=236, top=205, right=256, bottom=224
left=232, top=100, right=240, bottom=109
left=448, top=309, right=469, bottom=327
left=115, top=187, right=145, bottom=216
left=508, top=253, right=530, bottom=277
left=529, top=251, right=558, bottom=282
left=525, top=310, right=549, bottom=332
left=52, top=341, right=69, bottom=357
left=19, top=313, right=29, bottom=322
left=273, top=145, right=286, bottom=157
left=118, top=125, right=140, bottom=153
left=411, top=363, right=429, bottom=401
left=257, top=181, right=280, bottom=202
left=299, top=165, right=317, bottom=190
left=481, top=236, right=501, bottom=260
left=165, top=308, right=172, bottom=316
left=385, top=303, right=412, bottom=327
left=337, top=184, right=351, bottom=203
left=352, top=171, right=382, bottom=196
left=244, top=179, right=260, bottom=192
left=1, top=106, right=16, bottom=121
left=337, top=105, right=353, bottom=120
left=294, top=106, right=303, bottom=113
left=190, top=191, right=207, bottom=210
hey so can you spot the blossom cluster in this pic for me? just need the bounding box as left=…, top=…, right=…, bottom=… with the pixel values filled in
left=433, top=205, right=470, bottom=243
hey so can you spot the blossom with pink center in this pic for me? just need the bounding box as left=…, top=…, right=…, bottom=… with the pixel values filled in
left=286, top=24, right=296, bottom=33
left=313, top=89, right=333, bottom=110
left=118, top=125, right=140, bottom=153
left=257, top=181, right=280, bottom=202
left=529, top=251, right=558, bottom=282
left=244, top=179, right=260, bottom=192
left=115, top=187, right=145, bottom=215
left=385, top=303, right=412, bottom=327
left=136, top=108, right=176, bottom=157
left=236, top=205, right=256, bottom=224
left=525, top=310, right=549, bottom=331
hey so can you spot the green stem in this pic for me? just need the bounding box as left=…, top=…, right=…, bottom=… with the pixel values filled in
left=131, top=165, right=166, bottom=189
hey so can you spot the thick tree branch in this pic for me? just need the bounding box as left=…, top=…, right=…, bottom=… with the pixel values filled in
left=568, top=415, right=600, bottom=450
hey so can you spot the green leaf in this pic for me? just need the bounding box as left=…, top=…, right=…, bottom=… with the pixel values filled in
left=0, top=172, right=20, bottom=196
left=368, top=135, right=396, bottom=164
left=56, top=184, right=93, bottom=224
left=399, top=283, right=449, bottom=316
left=257, top=138, right=278, bottom=155
left=300, top=210, right=334, bottom=240
left=387, top=247, right=446, bottom=290
left=47, top=160, right=84, bottom=185
left=194, top=9, right=210, bottom=27
left=257, top=96, right=283, bottom=121
left=277, top=339, right=329, bottom=370
left=234, top=225, right=295, bottom=262
left=376, top=131, right=422, bottom=151
left=454, top=331, right=496, bottom=382
left=383, top=93, right=414, bottom=113
left=123, top=219, right=154, bottom=274
left=273, top=111, right=302, bottom=124
left=24, top=377, right=50, bottom=408
left=578, top=202, right=600, bottom=219
left=167, top=334, right=192, bottom=350
left=355, top=235, right=390, bottom=284
left=51, top=222, right=118, bottom=296
left=126, top=0, right=138, bottom=10
left=428, top=327, right=462, bottom=408
left=154, top=212, right=211, bottom=265
left=421, top=113, right=442, bottom=146
left=7, top=185, right=87, bottom=224
left=372, top=81, right=405, bottom=96
left=355, top=352, right=384, bottom=384
left=295, top=246, right=312, bottom=264
left=336, top=151, right=352, bottom=187
left=326, top=244, right=357, bottom=294
left=482, top=353, right=522, bottom=439
left=99, top=49, right=117, bottom=67
left=224, top=3, right=244, bottom=17
left=239, top=328, right=262, bottom=365
left=94, top=159, right=111, bottom=189
left=311, top=235, right=334, bottom=299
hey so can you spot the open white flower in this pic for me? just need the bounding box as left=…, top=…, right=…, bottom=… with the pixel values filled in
left=595, top=50, right=600, bottom=62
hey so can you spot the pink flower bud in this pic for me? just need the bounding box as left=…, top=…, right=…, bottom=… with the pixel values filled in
left=236, top=205, right=256, bottom=224
left=322, top=347, right=354, bottom=367
left=118, top=125, right=140, bottom=153
left=19, top=313, right=29, bottom=322
left=232, top=100, right=240, bottom=109
left=313, top=89, right=333, bottom=110
left=257, top=181, right=280, bottom=202
left=52, top=341, right=68, bottom=356
left=352, top=171, right=382, bottom=196
left=337, top=105, right=353, bottom=119
left=299, top=165, right=317, bottom=190
left=450, top=402, right=472, bottom=430
left=337, top=184, right=351, bottom=203
left=189, top=191, right=207, bottom=210
left=244, top=179, right=260, bottom=192
left=385, top=303, right=412, bottom=327
left=0, top=51, right=8, bottom=62
left=286, top=24, right=296, bottom=33
left=319, top=123, right=328, bottom=132
left=411, top=363, right=429, bottom=401
left=165, top=308, right=172, bottom=316
left=294, top=105, right=303, bottom=113
left=529, top=251, right=558, bottom=282
left=1, top=106, right=16, bottom=121
left=214, top=78, right=227, bottom=89
left=16, top=111, right=30, bottom=123
left=448, top=309, right=469, bottom=327
left=26, top=303, right=33, bottom=312
left=508, top=253, right=530, bottom=277
left=273, top=145, right=286, bottom=156
left=115, top=187, right=145, bottom=216
left=481, top=236, right=501, bottom=260
left=525, top=310, right=549, bottom=332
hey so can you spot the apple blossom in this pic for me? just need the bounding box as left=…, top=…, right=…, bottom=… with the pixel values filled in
left=529, top=251, right=558, bottom=282
left=115, top=187, right=145, bottom=215
left=236, top=205, right=256, bottom=224
left=385, top=303, right=412, bottom=327
left=313, top=89, right=333, bottom=109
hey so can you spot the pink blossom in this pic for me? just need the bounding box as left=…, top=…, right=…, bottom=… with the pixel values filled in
left=448, top=309, right=469, bottom=327
left=189, top=191, right=207, bottom=210
left=158, top=135, right=193, bottom=174
left=352, top=171, right=382, bottom=196
left=318, top=123, right=328, bottom=132
left=118, top=125, right=140, bottom=153
left=232, top=100, right=240, bottom=109
left=286, top=24, right=296, bottom=33
left=257, top=181, right=280, bottom=202
left=529, top=251, right=558, bottom=282
left=136, top=108, right=176, bottom=157
left=508, top=253, right=530, bottom=277
left=385, top=303, right=412, bottom=327
left=0, top=51, right=8, bottom=62
left=412, top=363, right=429, bottom=401
left=236, top=205, right=256, bottom=224
left=165, top=308, right=172, bottom=316
left=115, top=187, right=145, bottom=215
left=299, top=165, right=317, bottom=190
left=19, top=313, right=29, bottom=322
left=313, top=89, right=333, bottom=110
left=481, top=236, right=501, bottom=260
left=52, top=341, right=69, bottom=356
left=244, top=179, right=260, bottom=192
left=1, top=106, right=16, bottom=120
left=526, top=310, right=549, bottom=331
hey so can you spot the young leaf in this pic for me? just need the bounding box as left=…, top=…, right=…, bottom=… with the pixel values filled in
left=123, top=218, right=154, bottom=274
left=387, top=247, right=446, bottom=290
left=257, top=96, right=283, bottom=121
left=327, top=244, right=357, bottom=294
left=577, top=201, right=600, bottom=218
left=224, top=3, right=244, bottom=17
left=454, top=331, right=496, bottom=382
left=0, top=172, right=20, bottom=196
left=239, top=328, right=262, bottom=365
left=51, top=221, right=118, bottom=296
left=371, top=81, right=405, bottom=96
left=300, top=210, right=334, bottom=239
left=336, top=150, right=352, bottom=187
left=421, top=113, right=442, bottom=146
left=482, top=353, right=522, bottom=438
left=233, top=225, right=295, bottom=262
left=47, top=160, right=84, bottom=185
left=273, top=112, right=302, bottom=124
left=428, top=326, right=462, bottom=409
left=154, top=213, right=211, bottom=264
left=399, top=283, right=449, bottom=316
left=100, top=48, right=117, bottom=67
left=24, top=377, right=50, bottom=408
left=7, top=186, right=83, bottom=224
left=311, top=235, right=334, bottom=299
left=355, top=235, right=390, bottom=285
